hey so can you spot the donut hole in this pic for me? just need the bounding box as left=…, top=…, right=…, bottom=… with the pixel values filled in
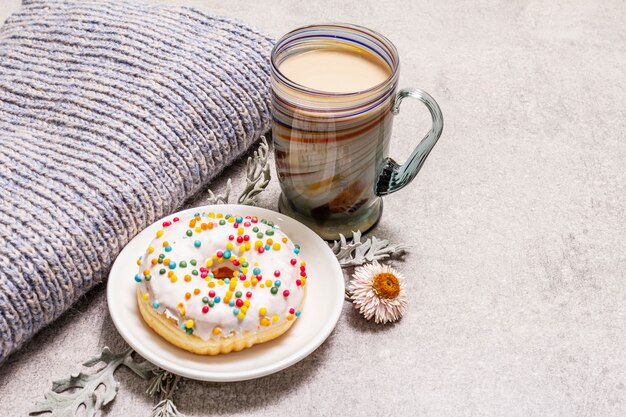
left=212, top=264, right=238, bottom=279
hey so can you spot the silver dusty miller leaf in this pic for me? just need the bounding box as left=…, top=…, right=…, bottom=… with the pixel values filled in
left=238, top=136, right=271, bottom=205
left=331, top=230, right=409, bottom=267
left=205, top=136, right=271, bottom=206
left=206, top=178, right=232, bottom=205
left=148, top=369, right=184, bottom=417
left=30, top=347, right=156, bottom=417
left=151, top=399, right=183, bottom=417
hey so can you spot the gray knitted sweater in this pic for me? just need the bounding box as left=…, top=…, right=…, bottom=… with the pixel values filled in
left=0, top=0, right=273, bottom=363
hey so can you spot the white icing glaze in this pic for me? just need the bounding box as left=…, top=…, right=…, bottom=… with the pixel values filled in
left=135, top=212, right=306, bottom=340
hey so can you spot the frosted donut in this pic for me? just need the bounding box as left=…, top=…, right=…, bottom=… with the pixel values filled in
left=134, top=210, right=307, bottom=355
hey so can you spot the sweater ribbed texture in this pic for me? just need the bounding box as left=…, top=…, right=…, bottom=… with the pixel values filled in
left=0, top=0, right=273, bottom=363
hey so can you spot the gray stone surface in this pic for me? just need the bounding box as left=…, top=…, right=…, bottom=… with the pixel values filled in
left=0, top=0, right=624, bottom=416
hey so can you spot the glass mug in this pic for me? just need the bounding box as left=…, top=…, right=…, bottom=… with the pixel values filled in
left=271, top=24, right=443, bottom=240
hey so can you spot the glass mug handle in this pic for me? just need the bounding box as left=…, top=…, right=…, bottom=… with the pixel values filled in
left=376, top=88, right=444, bottom=196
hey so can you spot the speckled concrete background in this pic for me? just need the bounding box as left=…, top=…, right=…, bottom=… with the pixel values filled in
left=0, top=1, right=624, bottom=416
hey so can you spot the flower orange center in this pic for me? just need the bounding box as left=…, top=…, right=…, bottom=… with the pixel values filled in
left=372, top=273, right=400, bottom=299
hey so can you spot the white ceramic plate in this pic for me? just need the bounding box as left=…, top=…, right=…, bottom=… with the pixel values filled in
left=107, top=204, right=344, bottom=382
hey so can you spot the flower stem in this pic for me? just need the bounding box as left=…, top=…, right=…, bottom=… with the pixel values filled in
left=344, top=288, right=352, bottom=300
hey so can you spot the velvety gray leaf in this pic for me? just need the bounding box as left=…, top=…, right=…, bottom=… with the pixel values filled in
left=30, top=347, right=153, bottom=417
left=238, top=136, right=271, bottom=206
left=331, top=230, right=408, bottom=267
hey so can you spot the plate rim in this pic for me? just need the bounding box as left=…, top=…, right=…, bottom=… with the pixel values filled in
left=107, top=204, right=344, bottom=382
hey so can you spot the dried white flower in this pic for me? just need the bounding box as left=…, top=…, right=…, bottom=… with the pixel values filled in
left=349, top=262, right=407, bottom=324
